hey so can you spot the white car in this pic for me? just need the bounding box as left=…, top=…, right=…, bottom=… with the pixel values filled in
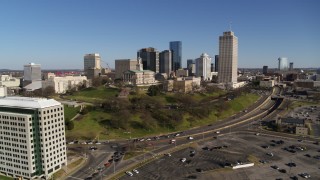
left=170, top=139, right=176, bottom=144
left=125, top=171, right=133, bottom=176
left=188, top=136, right=194, bottom=140
left=215, top=131, right=220, bottom=134
left=255, top=133, right=260, bottom=136
left=181, top=158, right=186, bottom=163
left=266, top=152, right=274, bottom=157
left=300, top=173, right=311, bottom=178
left=132, top=169, right=139, bottom=174
left=165, top=153, right=172, bottom=157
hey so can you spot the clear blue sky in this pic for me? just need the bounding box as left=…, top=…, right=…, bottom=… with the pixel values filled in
left=0, top=0, right=319, bottom=70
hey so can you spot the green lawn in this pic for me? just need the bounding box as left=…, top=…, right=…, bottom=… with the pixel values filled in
left=64, top=105, right=80, bottom=120
left=66, top=110, right=111, bottom=140
left=66, top=92, right=260, bottom=140
left=66, top=86, right=119, bottom=103
left=0, top=175, right=13, bottom=180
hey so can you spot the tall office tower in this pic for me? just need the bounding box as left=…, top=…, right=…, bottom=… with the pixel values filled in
left=0, top=96, right=67, bottom=179
left=115, top=59, right=138, bottom=79
left=24, top=63, right=41, bottom=81
left=214, top=55, right=219, bottom=72
left=187, top=59, right=195, bottom=76
left=159, top=50, right=172, bottom=76
left=84, top=53, right=101, bottom=79
left=84, top=53, right=101, bottom=70
left=217, top=31, right=238, bottom=83
left=137, top=47, right=159, bottom=73
left=278, top=57, right=289, bottom=71
left=169, top=41, right=182, bottom=71
left=263, top=66, right=268, bottom=75
left=195, top=53, right=212, bottom=80
left=289, top=62, right=294, bottom=71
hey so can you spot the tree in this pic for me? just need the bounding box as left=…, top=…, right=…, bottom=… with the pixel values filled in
left=110, top=110, right=131, bottom=129
left=92, top=77, right=102, bottom=87
left=147, top=85, right=161, bottom=96
left=65, top=119, right=74, bottom=130
left=42, top=86, right=55, bottom=97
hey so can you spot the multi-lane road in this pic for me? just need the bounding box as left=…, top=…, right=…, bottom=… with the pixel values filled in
left=66, top=86, right=318, bottom=180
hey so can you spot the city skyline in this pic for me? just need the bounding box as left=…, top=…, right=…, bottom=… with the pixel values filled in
left=0, top=0, right=319, bottom=70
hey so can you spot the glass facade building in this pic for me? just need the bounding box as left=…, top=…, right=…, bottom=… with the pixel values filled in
left=169, top=41, right=182, bottom=71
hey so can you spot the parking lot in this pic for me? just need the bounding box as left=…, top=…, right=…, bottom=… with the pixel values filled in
left=120, top=132, right=320, bottom=180
left=288, top=105, right=320, bottom=137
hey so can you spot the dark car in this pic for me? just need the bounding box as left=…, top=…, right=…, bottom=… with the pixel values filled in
left=279, top=169, right=287, bottom=173
left=287, top=162, right=296, bottom=167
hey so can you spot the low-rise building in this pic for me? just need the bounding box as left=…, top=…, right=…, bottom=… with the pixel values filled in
left=260, top=79, right=275, bottom=88
left=176, top=69, right=189, bottom=77
left=123, top=70, right=156, bottom=86
left=42, top=75, right=88, bottom=94
left=173, top=78, right=193, bottom=93
left=296, top=126, right=309, bottom=136
left=0, top=75, right=20, bottom=87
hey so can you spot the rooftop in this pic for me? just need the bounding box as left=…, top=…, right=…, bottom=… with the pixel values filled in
left=0, top=96, right=61, bottom=109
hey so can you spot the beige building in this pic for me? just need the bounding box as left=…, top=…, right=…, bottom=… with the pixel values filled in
left=176, top=69, right=189, bottom=77
left=218, top=31, right=238, bottom=84
left=42, top=74, right=87, bottom=94
left=115, top=59, right=137, bottom=79
left=163, top=77, right=201, bottom=93
left=296, top=126, right=308, bottom=136
left=84, top=53, right=101, bottom=79
left=260, top=79, right=275, bottom=88
left=123, top=70, right=156, bottom=86
left=0, top=75, right=20, bottom=87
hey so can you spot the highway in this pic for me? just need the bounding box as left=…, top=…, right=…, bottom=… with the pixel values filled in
left=67, top=86, right=311, bottom=180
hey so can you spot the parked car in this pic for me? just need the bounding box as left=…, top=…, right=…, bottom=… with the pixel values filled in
left=132, top=169, right=139, bottom=174
left=271, top=165, right=279, bottom=170
left=181, top=158, right=187, bottom=163
left=266, top=152, right=274, bottom=157
left=300, top=173, right=311, bottom=178
left=125, top=171, right=133, bottom=176
left=188, top=136, right=194, bottom=140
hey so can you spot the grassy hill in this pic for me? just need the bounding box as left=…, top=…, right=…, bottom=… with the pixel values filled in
left=64, top=86, right=259, bottom=140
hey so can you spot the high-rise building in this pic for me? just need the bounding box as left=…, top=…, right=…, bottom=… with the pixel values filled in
left=218, top=31, right=238, bottom=83
left=263, top=66, right=268, bottom=75
left=211, top=63, right=214, bottom=72
left=24, top=63, right=41, bottom=82
left=169, top=41, right=182, bottom=71
left=137, top=48, right=159, bottom=73
left=187, top=59, right=195, bottom=76
left=23, top=63, right=42, bottom=90
left=115, top=59, right=137, bottom=79
left=195, top=53, right=212, bottom=80
left=159, top=50, right=172, bottom=76
left=84, top=53, right=101, bottom=70
left=278, top=57, right=289, bottom=71
left=214, top=55, right=219, bottom=72
left=289, top=62, right=294, bottom=71
left=0, top=96, right=67, bottom=179
left=84, top=53, right=101, bottom=79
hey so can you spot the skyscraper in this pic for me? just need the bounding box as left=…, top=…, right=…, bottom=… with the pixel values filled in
left=289, top=62, right=294, bottom=71
left=214, top=55, right=219, bottom=72
left=187, top=59, right=195, bottom=76
left=137, top=47, right=159, bottom=73
left=84, top=53, right=101, bottom=79
left=115, top=59, right=137, bottom=79
left=169, top=41, right=182, bottom=71
left=218, top=31, right=238, bottom=83
left=278, top=57, right=289, bottom=71
left=84, top=53, right=101, bottom=70
left=159, top=50, right=172, bottom=76
left=24, top=63, right=41, bottom=81
left=263, top=66, right=268, bottom=75
left=195, top=53, right=212, bottom=80
left=0, top=96, right=67, bottom=179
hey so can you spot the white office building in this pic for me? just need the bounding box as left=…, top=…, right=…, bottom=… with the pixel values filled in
left=0, top=96, right=67, bottom=179
left=42, top=74, right=87, bottom=94
left=195, top=53, right=212, bottom=80
left=218, top=31, right=238, bottom=83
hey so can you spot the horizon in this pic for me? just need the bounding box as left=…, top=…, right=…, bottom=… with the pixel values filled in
left=0, top=0, right=319, bottom=69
